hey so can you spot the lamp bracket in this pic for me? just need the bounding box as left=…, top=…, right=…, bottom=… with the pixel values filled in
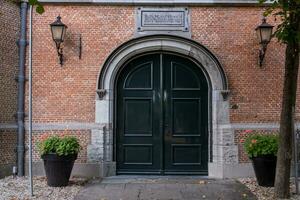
left=55, top=42, right=64, bottom=66
left=79, top=34, right=82, bottom=60
left=259, top=42, right=268, bottom=67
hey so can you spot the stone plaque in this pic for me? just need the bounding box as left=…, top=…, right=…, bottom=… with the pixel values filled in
left=142, top=11, right=184, bottom=26
left=136, top=7, right=190, bottom=32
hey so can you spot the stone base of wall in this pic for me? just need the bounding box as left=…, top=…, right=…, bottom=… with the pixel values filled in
left=209, top=163, right=254, bottom=178
left=15, top=124, right=287, bottom=179
left=5, top=161, right=298, bottom=179
left=0, top=163, right=14, bottom=178
left=25, top=162, right=101, bottom=178
left=23, top=162, right=256, bottom=178
left=100, top=161, right=116, bottom=177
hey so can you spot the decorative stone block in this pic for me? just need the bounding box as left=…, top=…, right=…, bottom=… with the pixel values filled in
left=95, top=100, right=109, bottom=124
left=223, top=145, right=239, bottom=165
left=91, top=129, right=104, bottom=145
left=87, top=145, right=103, bottom=163
left=135, top=7, right=191, bottom=38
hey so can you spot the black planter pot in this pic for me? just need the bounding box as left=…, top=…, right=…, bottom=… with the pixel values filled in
left=252, top=154, right=277, bottom=187
left=42, top=153, right=77, bottom=187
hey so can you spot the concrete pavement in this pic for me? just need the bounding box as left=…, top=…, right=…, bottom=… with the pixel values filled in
left=74, top=176, right=256, bottom=200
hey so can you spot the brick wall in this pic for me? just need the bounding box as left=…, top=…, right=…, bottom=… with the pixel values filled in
left=191, top=7, right=286, bottom=123
left=28, top=6, right=135, bottom=123
left=26, top=5, right=297, bottom=165
left=0, top=0, right=19, bottom=123
left=0, top=130, right=17, bottom=167
left=28, top=5, right=292, bottom=124
left=0, top=0, right=20, bottom=176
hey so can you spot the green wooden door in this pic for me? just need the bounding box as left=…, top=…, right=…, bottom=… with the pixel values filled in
left=116, top=53, right=208, bottom=175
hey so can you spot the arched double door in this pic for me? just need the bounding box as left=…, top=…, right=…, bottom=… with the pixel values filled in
left=116, top=53, right=208, bottom=175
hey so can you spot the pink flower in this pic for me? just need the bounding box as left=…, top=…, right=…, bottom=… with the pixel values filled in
left=251, top=139, right=257, bottom=144
left=240, top=139, right=245, bottom=143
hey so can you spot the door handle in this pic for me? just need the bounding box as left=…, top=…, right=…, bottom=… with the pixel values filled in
left=157, top=91, right=161, bottom=99
left=163, top=90, right=167, bottom=101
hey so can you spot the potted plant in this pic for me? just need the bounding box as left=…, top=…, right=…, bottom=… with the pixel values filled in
left=244, top=134, right=278, bottom=187
left=38, top=134, right=81, bottom=187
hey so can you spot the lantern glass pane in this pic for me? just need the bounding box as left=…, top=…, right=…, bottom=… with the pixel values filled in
left=51, top=25, right=64, bottom=41
left=256, top=28, right=262, bottom=43
left=61, top=26, right=66, bottom=41
left=260, top=27, right=272, bottom=42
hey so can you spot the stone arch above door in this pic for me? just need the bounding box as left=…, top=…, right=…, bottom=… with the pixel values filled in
left=91, top=35, right=236, bottom=178
left=98, top=35, right=228, bottom=93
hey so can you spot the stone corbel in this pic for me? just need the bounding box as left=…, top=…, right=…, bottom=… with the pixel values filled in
left=96, top=89, right=107, bottom=100
left=220, top=90, right=230, bottom=101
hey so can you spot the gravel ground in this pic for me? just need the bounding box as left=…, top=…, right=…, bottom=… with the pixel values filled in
left=0, top=176, right=91, bottom=200
left=239, top=178, right=300, bottom=200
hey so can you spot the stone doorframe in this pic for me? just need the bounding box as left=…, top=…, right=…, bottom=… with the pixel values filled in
left=91, top=35, right=238, bottom=178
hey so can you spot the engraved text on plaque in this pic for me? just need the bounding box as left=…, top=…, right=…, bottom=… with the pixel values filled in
left=136, top=7, right=189, bottom=32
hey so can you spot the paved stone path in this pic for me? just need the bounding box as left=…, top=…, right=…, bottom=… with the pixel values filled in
left=75, top=176, right=256, bottom=200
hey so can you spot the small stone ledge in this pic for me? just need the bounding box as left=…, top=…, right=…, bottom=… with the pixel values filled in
left=218, top=123, right=300, bottom=130
left=24, top=122, right=105, bottom=131
left=39, top=0, right=270, bottom=6
left=0, top=123, right=18, bottom=130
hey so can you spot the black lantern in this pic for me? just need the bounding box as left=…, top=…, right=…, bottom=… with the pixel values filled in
left=255, top=18, right=274, bottom=67
left=50, top=16, right=67, bottom=66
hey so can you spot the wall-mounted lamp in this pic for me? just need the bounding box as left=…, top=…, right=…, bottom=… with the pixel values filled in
left=50, top=16, right=67, bottom=66
left=255, top=18, right=274, bottom=67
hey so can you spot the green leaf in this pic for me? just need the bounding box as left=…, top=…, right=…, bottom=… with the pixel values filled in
left=244, top=134, right=278, bottom=158
left=28, top=0, right=45, bottom=14
left=28, top=0, right=39, bottom=5
left=36, top=4, right=45, bottom=14
left=38, top=135, right=81, bottom=156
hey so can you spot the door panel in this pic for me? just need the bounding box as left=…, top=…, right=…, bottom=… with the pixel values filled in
left=163, top=54, right=208, bottom=174
left=172, top=99, right=201, bottom=136
left=123, top=144, right=153, bottom=165
left=116, top=54, right=162, bottom=173
left=172, top=62, right=201, bottom=89
left=124, top=62, right=153, bottom=89
left=172, top=144, right=202, bottom=165
left=124, top=98, right=153, bottom=136
left=116, top=53, right=208, bottom=175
